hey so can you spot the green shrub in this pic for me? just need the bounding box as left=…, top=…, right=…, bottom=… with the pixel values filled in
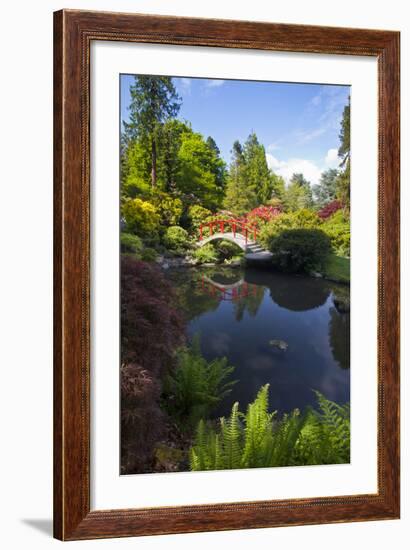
left=151, top=190, right=183, bottom=227
left=163, top=335, right=236, bottom=430
left=189, top=384, right=350, bottom=471
left=141, top=247, right=158, bottom=262
left=164, top=225, right=190, bottom=253
left=214, top=240, right=243, bottom=261
left=187, top=204, right=213, bottom=232
left=224, top=255, right=244, bottom=266
left=258, top=209, right=321, bottom=250
left=193, top=243, right=219, bottom=264
left=121, top=197, right=161, bottom=238
left=321, top=210, right=350, bottom=257
left=120, top=233, right=143, bottom=257
left=269, top=229, right=331, bottom=273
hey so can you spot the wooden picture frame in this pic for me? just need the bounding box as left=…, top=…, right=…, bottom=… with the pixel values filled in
left=54, top=9, right=400, bottom=540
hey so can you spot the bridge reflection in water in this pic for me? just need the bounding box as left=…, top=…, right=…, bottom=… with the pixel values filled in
left=199, top=274, right=258, bottom=302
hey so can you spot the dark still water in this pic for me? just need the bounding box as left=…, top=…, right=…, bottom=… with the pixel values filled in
left=166, top=266, right=350, bottom=417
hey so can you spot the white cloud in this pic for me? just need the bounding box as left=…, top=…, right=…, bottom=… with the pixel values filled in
left=266, top=153, right=323, bottom=186
left=295, top=126, right=327, bottom=144
left=205, top=79, right=225, bottom=88
left=179, top=78, right=192, bottom=95
left=267, top=142, right=281, bottom=152
left=266, top=144, right=343, bottom=187
left=296, top=86, right=350, bottom=144
left=311, top=94, right=322, bottom=106
left=325, top=148, right=339, bottom=168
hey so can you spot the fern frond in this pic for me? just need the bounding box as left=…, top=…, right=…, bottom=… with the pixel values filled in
left=242, top=384, right=274, bottom=468
left=222, top=402, right=242, bottom=469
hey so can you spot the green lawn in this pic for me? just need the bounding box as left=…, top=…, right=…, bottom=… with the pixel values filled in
left=323, top=254, right=350, bottom=283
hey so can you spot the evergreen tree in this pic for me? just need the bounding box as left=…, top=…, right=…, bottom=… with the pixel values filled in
left=123, top=76, right=181, bottom=188
left=313, top=168, right=339, bottom=207
left=157, top=119, right=186, bottom=193
left=243, top=132, right=273, bottom=204
left=270, top=173, right=286, bottom=202
left=224, top=141, right=258, bottom=215
left=206, top=136, right=220, bottom=155
left=336, top=97, right=351, bottom=209
left=206, top=136, right=227, bottom=192
left=289, top=173, right=311, bottom=189
left=177, top=129, right=225, bottom=210
left=338, top=98, right=350, bottom=167
left=284, top=173, right=313, bottom=211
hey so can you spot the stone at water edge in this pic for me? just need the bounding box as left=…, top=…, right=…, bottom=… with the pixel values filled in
left=333, top=296, right=350, bottom=313
left=269, top=339, right=288, bottom=351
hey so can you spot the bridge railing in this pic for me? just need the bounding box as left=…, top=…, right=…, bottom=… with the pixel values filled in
left=199, top=218, right=258, bottom=244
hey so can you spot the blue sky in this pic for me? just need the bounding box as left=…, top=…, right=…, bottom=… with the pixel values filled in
left=120, top=75, right=350, bottom=186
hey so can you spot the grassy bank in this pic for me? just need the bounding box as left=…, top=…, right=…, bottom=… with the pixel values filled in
left=323, top=254, right=350, bottom=283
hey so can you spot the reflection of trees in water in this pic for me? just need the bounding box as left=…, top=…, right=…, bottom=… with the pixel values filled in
left=166, top=269, right=220, bottom=321
left=168, top=267, right=266, bottom=321
left=232, top=285, right=265, bottom=321
left=329, top=307, right=350, bottom=370
left=245, top=268, right=331, bottom=311
left=199, top=267, right=265, bottom=321
left=168, top=268, right=350, bottom=374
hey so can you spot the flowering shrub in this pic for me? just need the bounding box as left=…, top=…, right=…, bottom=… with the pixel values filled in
left=246, top=205, right=281, bottom=227
left=121, top=257, right=185, bottom=473
left=318, top=200, right=343, bottom=220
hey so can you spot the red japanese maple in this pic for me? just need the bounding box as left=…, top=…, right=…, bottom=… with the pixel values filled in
left=318, top=200, right=343, bottom=220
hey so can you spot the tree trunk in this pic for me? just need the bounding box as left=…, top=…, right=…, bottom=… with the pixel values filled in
left=151, top=137, right=157, bottom=188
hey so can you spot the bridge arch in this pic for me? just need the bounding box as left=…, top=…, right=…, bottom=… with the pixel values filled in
left=197, top=217, right=272, bottom=261
left=197, top=232, right=249, bottom=251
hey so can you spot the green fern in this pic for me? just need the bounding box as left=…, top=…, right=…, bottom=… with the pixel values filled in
left=164, top=334, right=236, bottom=431
left=222, top=402, right=243, bottom=469
left=294, top=391, right=350, bottom=465
left=189, top=385, right=350, bottom=471
left=241, top=384, right=275, bottom=468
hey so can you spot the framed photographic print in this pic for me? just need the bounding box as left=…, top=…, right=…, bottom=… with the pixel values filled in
left=54, top=9, right=400, bottom=540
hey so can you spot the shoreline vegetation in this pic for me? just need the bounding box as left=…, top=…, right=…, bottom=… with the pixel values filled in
left=121, top=257, right=350, bottom=474
left=120, top=75, right=351, bottom=474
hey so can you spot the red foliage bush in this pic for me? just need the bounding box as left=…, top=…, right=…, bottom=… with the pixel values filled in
left=318, top=200, right=343, bottom=220
left=246, top=205, right=282, bottom=227
left=121, top=256, right=185, bottom=474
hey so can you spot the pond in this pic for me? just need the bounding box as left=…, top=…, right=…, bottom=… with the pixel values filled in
left=166, top=266, right=350, bottom=417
